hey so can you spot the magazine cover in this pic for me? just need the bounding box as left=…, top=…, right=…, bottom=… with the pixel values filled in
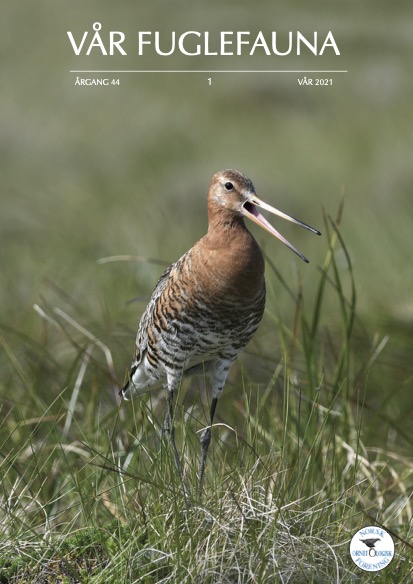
left=1, top=2, right=412, bottom=581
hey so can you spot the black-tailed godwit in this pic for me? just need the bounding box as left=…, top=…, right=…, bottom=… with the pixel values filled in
left=120, top=169, right=320, bottom=486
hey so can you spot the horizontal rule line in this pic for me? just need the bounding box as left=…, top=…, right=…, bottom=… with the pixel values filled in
left=70, top=70, right=348, bottom=74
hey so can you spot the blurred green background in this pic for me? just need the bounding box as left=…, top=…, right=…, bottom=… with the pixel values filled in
left=1, top=1, right=413, bottom=404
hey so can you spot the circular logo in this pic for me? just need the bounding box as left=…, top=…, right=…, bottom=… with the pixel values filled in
left=350, top=526, right=394, bottom=572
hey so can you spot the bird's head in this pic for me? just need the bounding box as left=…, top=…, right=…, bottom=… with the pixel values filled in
left=208, top=169, right=321, bottom=263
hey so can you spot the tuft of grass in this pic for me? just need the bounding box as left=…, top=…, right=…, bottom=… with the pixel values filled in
left=1, top=211, right=413, bottom=583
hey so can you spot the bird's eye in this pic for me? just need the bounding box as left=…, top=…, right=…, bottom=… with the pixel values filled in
left=224, top=182, right=234, bottom=191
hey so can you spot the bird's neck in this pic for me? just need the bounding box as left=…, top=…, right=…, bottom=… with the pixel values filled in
left=198, top=208, right=265, bottom=300
left=207, top=203, right=246, bottom=234
left=206, top=205, right=253, bottom=250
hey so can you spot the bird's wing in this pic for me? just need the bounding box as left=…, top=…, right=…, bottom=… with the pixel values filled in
left=120, top=263, right=174, bottom=395
left=134, top=263, right=174, bottom=363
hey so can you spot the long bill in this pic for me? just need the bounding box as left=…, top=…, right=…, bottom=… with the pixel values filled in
left=241, top=195, right=321, bottom=263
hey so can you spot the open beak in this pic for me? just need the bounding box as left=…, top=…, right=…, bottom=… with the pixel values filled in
left=241, top=195, right=321, bottom=263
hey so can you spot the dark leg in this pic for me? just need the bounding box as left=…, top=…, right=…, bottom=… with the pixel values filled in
left=199, top=397, right=218, bottom=488
left=163, top=386, right=182, bottom=473
left=163, top=384, right=192, bottom=504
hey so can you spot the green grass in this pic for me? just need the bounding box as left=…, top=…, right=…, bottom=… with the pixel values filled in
left=1, top=209, right=412, bottom=583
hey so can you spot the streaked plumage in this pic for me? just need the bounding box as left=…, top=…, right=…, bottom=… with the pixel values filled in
left=120, top=169, right=320, bottom=486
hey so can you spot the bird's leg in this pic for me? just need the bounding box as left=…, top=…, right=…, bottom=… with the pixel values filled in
left=198, top=396, right=218, bottom=489
left=163, top=391, right=171, bottom=434
left=198, top=361, right=230, bottom=491
left=163, top=382, right=182, bottom=474
left=163, top=381, right=192, bottom=504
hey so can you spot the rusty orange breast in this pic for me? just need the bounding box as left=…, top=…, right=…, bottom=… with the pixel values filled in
left=191, top=215, right=265, bottom=303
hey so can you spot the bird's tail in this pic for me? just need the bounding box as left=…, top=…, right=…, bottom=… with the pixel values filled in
left=118, top=380, right=130, bottom=400
left=118, top=364, right=155, bottom=400
left=119, top=364, right=139, bottom=400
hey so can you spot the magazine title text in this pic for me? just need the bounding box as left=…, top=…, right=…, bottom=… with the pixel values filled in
left=67, top=23, right=340, bottom=57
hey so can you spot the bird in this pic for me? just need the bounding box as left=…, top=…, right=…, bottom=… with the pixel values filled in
left=120, top=169, right=320, bottom=487
left=360, top=538, right=381, bottom=549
